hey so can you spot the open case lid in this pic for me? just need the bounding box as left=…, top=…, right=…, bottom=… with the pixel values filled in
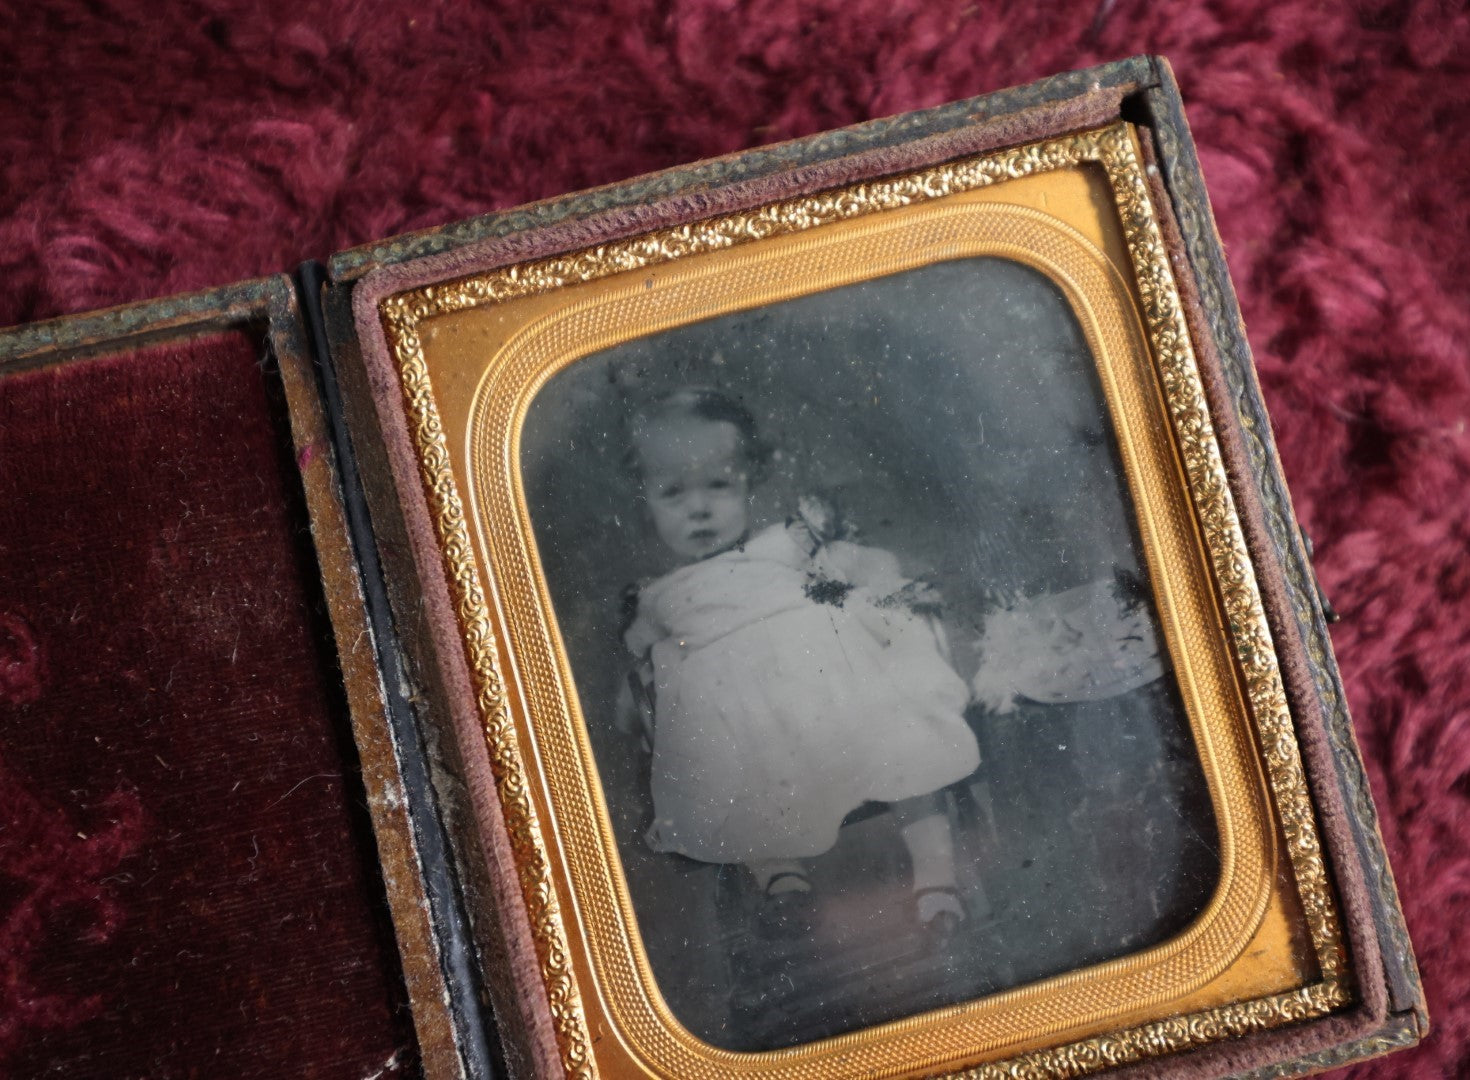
left=0, top=277, right=467, bottom=1078
left=308, top=55, right=1424, bottom=1080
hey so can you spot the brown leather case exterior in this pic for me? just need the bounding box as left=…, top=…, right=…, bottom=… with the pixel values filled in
left=323, top=56, right=1425, bottom=1079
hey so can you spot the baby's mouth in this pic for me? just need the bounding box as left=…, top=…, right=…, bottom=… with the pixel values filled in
left=689, top=528, right=717, bottom=544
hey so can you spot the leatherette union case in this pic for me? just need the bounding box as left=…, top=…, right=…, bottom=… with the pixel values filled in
left=0, top=57, right=1425, bottom=1080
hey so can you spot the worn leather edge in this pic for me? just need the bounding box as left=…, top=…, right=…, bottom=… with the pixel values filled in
left=346, top=83, right=1143, bottom=306
left=327, top=56, right=1156, bottom=282
left=0, top=277, right=278, bottom=368
left=282, top=272, right=476, bottom=1080
left=323, top=280, right=557, bottom=1080
left=1228, top=1010, right=1423, bottom=1079
left=1132, top=61, right=1427, bottom=1073
left=1141, top=60, right=1426, bottom=1026
left=1086, top=97, right=1382, bottom=1080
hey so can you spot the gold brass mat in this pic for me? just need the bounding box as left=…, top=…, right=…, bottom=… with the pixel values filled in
left=466, top=204, right=1271, bottom=1073
left=378, top=123, right=1349, bottom=1079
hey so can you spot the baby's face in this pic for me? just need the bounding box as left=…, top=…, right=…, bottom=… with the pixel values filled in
left=636, top=417, right=751, bottom=561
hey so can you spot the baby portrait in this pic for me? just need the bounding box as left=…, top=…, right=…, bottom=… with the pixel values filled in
left=519, top=257, right=1221, bottom=1051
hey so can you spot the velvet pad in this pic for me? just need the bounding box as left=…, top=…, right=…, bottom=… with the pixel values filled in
left=0, top=333, right=417, bottom=1076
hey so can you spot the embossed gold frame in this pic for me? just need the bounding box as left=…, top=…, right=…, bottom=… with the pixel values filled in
left=377, top=124, right=1352, bottom=1079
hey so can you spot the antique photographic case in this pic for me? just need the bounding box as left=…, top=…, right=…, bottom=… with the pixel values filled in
left=1, top=57, right=1425, bottom=1080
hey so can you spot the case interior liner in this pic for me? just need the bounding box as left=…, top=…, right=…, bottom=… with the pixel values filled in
left=0, top=332, right=418, bottom=1077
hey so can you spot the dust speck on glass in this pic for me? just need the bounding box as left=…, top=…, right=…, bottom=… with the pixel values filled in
left=519, top=257, right=1220, bottom=1052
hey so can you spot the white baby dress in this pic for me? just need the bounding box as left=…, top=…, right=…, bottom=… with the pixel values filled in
left=624, top=522, right=979, bottom=863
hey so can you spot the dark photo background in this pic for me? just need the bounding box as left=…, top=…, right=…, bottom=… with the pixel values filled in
left=521, top=258, right=1218, bottom=1049
left=521, top=258, right=1149, bottom=641
left=4, top=2, right=1467, bottom=1075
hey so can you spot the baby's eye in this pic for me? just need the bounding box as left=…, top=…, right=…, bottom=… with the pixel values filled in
left=707, top=479, right=730, bottom=491
left=658, top=485, right=683, bottom=499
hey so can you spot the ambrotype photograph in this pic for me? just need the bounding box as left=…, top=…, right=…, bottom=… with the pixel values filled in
left=519, top=256, right=1221, bottom=1052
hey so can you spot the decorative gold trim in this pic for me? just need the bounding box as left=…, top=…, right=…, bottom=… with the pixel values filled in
left=1095, top=130, right=1346, bottom=981
left=956, top=979, right=1349, bottom=1079
left=378, top=123, right=1348, bottom=1079
left=384, top=290, right=597, bottom=1079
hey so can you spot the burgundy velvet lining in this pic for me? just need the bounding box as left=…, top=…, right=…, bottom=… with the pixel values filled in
left=0, top=334, right=417, bottom=1077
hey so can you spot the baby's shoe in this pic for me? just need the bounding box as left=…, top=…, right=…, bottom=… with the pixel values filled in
left=757, top=871, right=816, bottom=940
left=913, top=886, right=967, bottom=948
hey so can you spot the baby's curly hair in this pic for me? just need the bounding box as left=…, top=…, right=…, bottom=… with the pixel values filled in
left=624, top=386, right=772, bottom=482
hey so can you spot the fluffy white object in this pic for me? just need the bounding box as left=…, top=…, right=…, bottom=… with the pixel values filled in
left=969, top=578, right=1166, bottom=713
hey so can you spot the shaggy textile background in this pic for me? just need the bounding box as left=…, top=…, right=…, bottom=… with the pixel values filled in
left=2, top=1, right=1467, bottom=1076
